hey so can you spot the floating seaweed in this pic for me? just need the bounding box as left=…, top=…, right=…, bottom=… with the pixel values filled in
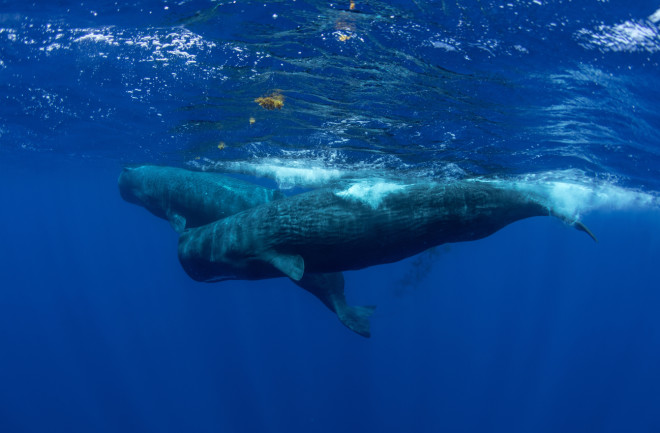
left=254, top=92, right=285, bottom=110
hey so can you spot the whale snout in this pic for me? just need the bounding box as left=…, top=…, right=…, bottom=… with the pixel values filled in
left=118, top=167, right=142, bottom=205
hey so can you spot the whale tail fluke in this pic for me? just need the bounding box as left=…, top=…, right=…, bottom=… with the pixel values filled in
left=293, top=272, right=376, bottom=338
left=336, top=305, right=377, bottom=338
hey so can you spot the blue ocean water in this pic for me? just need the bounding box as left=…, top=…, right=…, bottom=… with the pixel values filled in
left=1, top=1, right=660, bottom=432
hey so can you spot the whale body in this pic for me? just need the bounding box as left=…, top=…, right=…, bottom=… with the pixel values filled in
left=118, top=165, right=375, bottom=337
left=178, top=179, right=596, bottom=284
left=118, top=165, right=284, bottom=233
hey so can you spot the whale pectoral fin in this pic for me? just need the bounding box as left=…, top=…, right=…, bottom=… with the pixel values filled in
left=553, top=212, right=598, bottom=243
left=168, top=212, right=187, bottom=234
left=574, top=221, right=598, bottom=242
left=267, top=252, right=304, bottom=281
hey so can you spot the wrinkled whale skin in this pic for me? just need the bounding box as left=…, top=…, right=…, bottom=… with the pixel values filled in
left=178, top=180, right=561, bottom=282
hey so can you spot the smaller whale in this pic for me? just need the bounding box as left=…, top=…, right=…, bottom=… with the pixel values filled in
left=118, top=165, right=284, bottom=233
left=118, top=165, right=375, bottom=337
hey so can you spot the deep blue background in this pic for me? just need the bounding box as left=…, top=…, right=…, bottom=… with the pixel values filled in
left=1, top=160, right=659, bottom=433
left=2, top=0, right=660, bottom=431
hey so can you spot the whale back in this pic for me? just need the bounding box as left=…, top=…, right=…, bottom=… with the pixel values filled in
left=118, top=165, right=284, bottom=232
left=177, top=180, right=555, bottom=280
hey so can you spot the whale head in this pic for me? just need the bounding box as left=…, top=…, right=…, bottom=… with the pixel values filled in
left=117, top=166, right=146, bottom=206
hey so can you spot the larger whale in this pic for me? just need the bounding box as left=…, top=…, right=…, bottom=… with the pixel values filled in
left=118, top=165, right=374, bottom=337
left=178, top=179, right=596, bottom=296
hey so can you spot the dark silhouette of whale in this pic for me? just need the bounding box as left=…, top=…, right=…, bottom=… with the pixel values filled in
left=178, top=179, right=596, bottom=315
left=118, top=165, right=375, bottom=337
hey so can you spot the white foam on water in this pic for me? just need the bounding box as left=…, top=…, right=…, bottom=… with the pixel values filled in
left=576, top=15, right=660, bottom=53
left=235, top=161, right=345, bottom=188
left=190, top=157, right=660, bottom=218
left=484, top=171, right=659, bottom=220
left=194, top=149, right=413, bottom=189
left=430, top=39, right=458, bottom=51
left=649, top=8, right=660, bottom=24
left=190, top=157, right=348, bottom=189
left=73, top=29, right=119, bottom=45
left=335, top=181, right=406, bottom=209
left=71, top=26, right=217, bottom=63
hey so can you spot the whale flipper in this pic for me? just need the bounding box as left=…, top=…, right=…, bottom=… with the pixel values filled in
left=267, top=252, right=304, bottom=281
left=549, top=211, right=598, bottom=242
left=167, top=211, right=187, bottom=234
left=294, top=272, right=376, bottom=338
left=574, top=221, right=598, bottom=242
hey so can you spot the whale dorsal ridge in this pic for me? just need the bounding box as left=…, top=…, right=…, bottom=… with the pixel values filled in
left=266, top=252, right=305, bottom=281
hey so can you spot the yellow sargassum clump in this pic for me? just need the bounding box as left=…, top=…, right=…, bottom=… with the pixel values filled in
left=255, top=92, right=284, bottom=110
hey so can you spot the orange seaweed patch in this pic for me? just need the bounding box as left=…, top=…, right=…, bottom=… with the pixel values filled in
left=254, top=92, right=285, bottom=110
